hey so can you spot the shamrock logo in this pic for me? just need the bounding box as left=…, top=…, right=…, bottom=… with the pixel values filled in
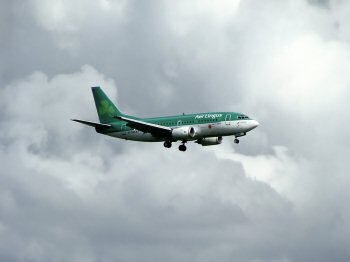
left=98, top=100, right=115, bottom=116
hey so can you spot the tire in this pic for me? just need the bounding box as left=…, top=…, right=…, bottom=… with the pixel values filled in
left=179, top=144, right=187, bottom=151
left=164, top=141, right=172, bottom=148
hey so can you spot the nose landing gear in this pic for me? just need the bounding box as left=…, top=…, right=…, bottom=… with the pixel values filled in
left=234, top=132, right=246, bottom=144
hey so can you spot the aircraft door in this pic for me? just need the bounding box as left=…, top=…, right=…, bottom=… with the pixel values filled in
left=225, top=114, right=231, bottom=125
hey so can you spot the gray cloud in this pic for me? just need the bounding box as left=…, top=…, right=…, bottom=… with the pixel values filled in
left=1, top=0, right=350, bottom=261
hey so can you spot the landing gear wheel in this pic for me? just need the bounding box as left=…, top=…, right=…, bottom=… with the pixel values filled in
left=164, top=141, right=172, bottom=148
left=178, top=144, right=187, bottom=152
left=234, top=138, right=240, bottom=144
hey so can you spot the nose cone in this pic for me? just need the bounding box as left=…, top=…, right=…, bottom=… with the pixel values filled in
left=251, top=120, right=259, bottom=129
left=247, top=120, right=259, bottom=131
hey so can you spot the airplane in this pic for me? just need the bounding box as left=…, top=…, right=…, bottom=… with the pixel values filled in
left=72, top=87, right=259, bottom=151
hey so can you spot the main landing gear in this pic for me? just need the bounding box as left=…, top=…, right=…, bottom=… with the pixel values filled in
left=234, top=138, right=239, bottom=144
left=163, top=141, right=172, bottom=148
left=164, top=140, right=187, bottom=151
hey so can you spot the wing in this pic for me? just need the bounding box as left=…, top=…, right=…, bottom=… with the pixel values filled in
left=115, top=116, right=172, bottom=137
left=71, top=119, right=111, bottom=129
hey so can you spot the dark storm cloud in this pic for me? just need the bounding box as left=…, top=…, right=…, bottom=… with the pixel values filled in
left=2, top=0, right=244, bottom=114
left=0, top=0, right=73, bottom=86
left=1, top=0, right=350, bottom=261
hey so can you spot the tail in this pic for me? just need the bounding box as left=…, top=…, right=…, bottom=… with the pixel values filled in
left=91, top=86, right=123, bottom=123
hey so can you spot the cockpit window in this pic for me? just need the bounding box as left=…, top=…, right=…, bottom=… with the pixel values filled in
left=237, top=115, right=249, bottom=119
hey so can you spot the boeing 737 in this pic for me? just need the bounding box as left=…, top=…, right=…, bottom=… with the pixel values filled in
left=72, top=87, right=259, bottom=151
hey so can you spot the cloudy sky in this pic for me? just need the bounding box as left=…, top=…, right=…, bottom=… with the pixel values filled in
left=1, top=0, right=350, bottom=261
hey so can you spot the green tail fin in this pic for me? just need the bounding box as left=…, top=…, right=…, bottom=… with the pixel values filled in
left=91, top=86, right=123, bottom=123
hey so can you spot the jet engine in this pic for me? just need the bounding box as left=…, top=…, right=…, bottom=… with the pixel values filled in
left=172, top=126, right=199, bottom=140
left=197, top=137, right=222, bottom=146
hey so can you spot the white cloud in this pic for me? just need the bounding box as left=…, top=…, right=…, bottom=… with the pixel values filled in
left=31, top=0, right=128, bottom=49
left=32, top=0, right=127, bottom=32
left=164, top=0, right=241, bottom=36
left=264, top=33, right=350, bottom=116
left=216, top=146, right=298, bottom=195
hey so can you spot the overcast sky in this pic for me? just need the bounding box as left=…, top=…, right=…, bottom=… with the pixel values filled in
left=1, top=0, right=350, bottom=261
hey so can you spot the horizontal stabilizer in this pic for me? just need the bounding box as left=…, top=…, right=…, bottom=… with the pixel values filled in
left=71, top=119, right=111, bottom=128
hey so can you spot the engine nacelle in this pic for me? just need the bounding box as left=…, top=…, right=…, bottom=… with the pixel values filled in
left=197, top=137, right=222, bottom=146
left=172, top=126, right=199, bottom=140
